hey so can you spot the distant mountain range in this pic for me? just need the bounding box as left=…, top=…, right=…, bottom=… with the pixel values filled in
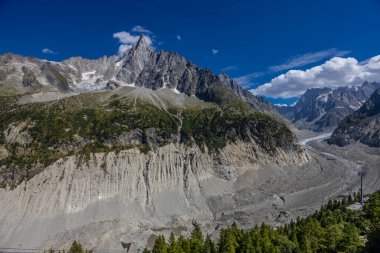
left=277, top=81, right=380, bottom=132
left=328, top=88, right=380, bottom=147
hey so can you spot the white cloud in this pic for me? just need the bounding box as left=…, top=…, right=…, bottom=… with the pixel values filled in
left=235, top=48, right=350, bottom=88
left=212, top=49, right=219, bottom=55
left=113, top=31, right=140, bottom=44
left=117, top=44, right=133, bottom=55
left=113, top=28, right=153, bottom=55
left=251, top=55, right=380, bottom=98
left=42, top=48, right=57, bottom=54
left=176, top=35, right=181, bottom=41
left=269, top=48, right=350, bottom=72
left=131, top=25, right=152, bottom=34
left=234, top=72, right=264, bottom=88
left=221, top=65, right=239, bottom=72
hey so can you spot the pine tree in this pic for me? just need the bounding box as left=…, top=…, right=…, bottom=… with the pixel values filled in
left=190, top=223, right=204, bottom=253
left=168, top=232, right=183, bottom=253
left=178, top=235, right=191, bottom=253
left=153, top=235, right=168, bottom=253
left=300, top=236, right=312, bottom=253
left=191, top=223, right=204, bottom=243
left=340, top=223, right=363, bottom=252
left=290, top=231, right=300, bottom=253
left=365, top=193, right=380, bottom=252
left=367, top=225, right=380, bottom=253
left=225, top=232, right=238, bottom=253
left=239, top=232, right=254, bottom=253
left=218, top=228, right=238, bottom=253
left=203, top=234, right=217, bottom=253
left=69, top=241, right=84, bottom=253
left=260, top=223, right=273, bottom=253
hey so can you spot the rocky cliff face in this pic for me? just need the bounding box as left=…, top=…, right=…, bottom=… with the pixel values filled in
left=328, top=88, right=380, bottom=147
left=277, top=81, right=380, bottom=131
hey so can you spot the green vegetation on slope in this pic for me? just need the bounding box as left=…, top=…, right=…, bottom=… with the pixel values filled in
left=148, top=191, right=380, bottom=253
left=181, top=107, right=293, bottom=153
left=0, top=94, right=180, bottom=187
left=0, top=88, right=296, bottom=187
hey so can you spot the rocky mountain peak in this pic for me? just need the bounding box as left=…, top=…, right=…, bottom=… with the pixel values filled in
left=362, top=80, right=371, bottom=87
left=134, top=35, right=151, bottom=51
left=125, top=35, right=153, bottom=60
left=357, top=88, right=380, bottom=116
left=328, top=88, right=380, bottom=147
left=114, top=35, right=155, bottom=84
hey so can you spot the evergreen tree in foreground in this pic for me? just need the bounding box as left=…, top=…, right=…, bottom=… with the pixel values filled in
left=149, top=191, right=380, bottom=253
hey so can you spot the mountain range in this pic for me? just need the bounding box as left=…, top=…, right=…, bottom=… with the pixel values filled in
left=277, top=81, right=380, bottom=132
left=0, top=36, right=274, bottom=113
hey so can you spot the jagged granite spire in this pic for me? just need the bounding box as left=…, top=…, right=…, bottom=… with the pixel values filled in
left=133, top=35, right=152, bottom=52
left=116, top=35, right=154, bottom=84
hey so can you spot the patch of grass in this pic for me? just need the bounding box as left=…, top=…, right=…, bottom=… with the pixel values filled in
left=137, top=144, right=152, bottom=154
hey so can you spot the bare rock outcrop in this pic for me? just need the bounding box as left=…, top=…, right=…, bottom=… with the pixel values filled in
left=328, top=88, right=380, bottom=147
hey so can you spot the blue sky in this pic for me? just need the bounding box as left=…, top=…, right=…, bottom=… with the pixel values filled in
left=1, top=0, right=380, bottom=104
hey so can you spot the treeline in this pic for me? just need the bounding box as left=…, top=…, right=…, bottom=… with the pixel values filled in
left=45, top=241, right=92, bottom=253
left=146, top=191, right=380, bottom=253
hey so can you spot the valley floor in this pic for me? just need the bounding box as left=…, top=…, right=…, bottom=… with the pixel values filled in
left=212, top=131, right=380, bottom=232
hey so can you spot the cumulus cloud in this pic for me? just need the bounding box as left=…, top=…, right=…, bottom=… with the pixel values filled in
left=113, top=27, right=153, bottom=55
left=113, top=31, right=140, bottom=44
left=235, top=48, right=350, bottom=88
left=176, top=35, right=181, bottom=41
left=42, top=48, right=57, bottom=54
left=251, top=55, right=380, bottom=98
left=212, top=49, right=219, bottom=55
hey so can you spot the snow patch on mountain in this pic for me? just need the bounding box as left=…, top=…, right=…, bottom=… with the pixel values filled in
left=81, top=71, right=97, bottom=81
left=115, top=60, right=123, bottom=67
left=172, top=88, right=181, bottom=94
left=316, top=91, right=332, bottom=103
left=68, top=65, right=77, bottom=71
